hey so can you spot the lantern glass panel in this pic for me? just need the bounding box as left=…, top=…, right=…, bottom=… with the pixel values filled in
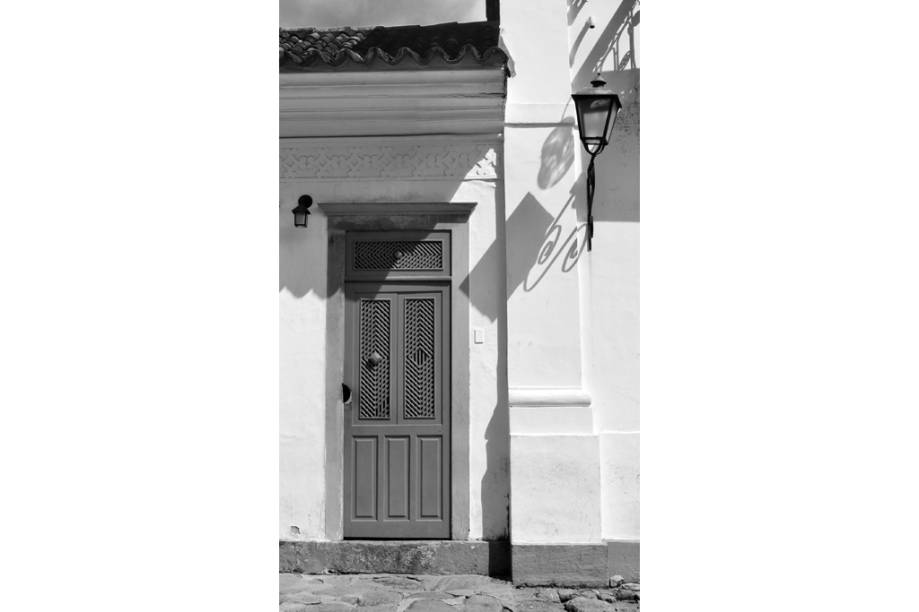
left=580, top=96, right=613, bottom=141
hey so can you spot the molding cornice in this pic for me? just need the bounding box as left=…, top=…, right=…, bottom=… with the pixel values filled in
left=280, top=137, right=498, bottom=182
left=508, top=387, right=592, bottom=408
left=280, top=69, right=506, bottom=137
left=318, top=202, right=476, bottom=218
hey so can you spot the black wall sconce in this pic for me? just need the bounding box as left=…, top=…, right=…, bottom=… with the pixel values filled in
left=572, top=76, right=622, bottom=251
left=292, top=195, right=313, bottom=228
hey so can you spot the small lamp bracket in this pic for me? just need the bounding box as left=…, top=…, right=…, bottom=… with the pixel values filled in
left=292, top=195, right=313, bottom=228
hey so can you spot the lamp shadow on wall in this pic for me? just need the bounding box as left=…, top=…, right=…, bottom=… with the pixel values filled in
left=519, top=120, right=591, bottom=292
left=537, top=119, right=576, bottom=190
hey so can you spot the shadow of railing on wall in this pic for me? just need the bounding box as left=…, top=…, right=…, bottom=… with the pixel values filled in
left=572, top=0, right=640, bottom=90
left=523, top=191, right=588, bottom=292
left=567, top=0, right=588, bottom=26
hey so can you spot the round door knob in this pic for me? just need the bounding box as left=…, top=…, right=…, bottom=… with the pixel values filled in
left=366, top=352, right=383, bottom=367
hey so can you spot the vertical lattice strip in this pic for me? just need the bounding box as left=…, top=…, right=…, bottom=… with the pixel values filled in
left=359, top=299, right=390, bottom=420
left=403, top=298, right=436, bottom=419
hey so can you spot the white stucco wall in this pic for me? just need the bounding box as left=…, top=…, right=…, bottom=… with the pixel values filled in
left=574, top=2, right=641, bottom=542
left=587, top=70, right=640, bottom=541
left=502, top=0, right=601, bottom=545
left=502, top=0, right=640, bottom=545
left=279, top=0, right=639, bottom=546
left=279, top=135, right=509, bottom=541
left=279, top=199, right=328, bottom=540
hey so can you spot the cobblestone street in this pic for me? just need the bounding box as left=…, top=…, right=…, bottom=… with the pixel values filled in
left=280, top=574, right=639, bottom=612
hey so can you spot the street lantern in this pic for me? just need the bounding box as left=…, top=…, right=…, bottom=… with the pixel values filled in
left=292, top=195, right=313, bottom=228
left=572, top=77, right=622, bottom=250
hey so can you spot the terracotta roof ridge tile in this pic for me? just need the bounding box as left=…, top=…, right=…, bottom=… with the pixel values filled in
left=280, top=20, right=507, bottom=72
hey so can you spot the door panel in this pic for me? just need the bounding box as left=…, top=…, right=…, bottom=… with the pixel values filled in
left=385, top=436, right=410, bottom=519
left=343, top=282, right=451, bottom=539
left=352, top=437, right=377, bottom=520
left=418, top=436, right=443, bottom=520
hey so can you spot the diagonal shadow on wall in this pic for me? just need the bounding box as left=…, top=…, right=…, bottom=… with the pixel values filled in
left=460, top=192, right=554, bottom=323
left=522, top=189, right=589, bottom=292
left=569, top=18, right=592, bottom=67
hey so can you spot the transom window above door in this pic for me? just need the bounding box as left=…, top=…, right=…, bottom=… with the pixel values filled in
left=345, top=232, right=451, bottom=280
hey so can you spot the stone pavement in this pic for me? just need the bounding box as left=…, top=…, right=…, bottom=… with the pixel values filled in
left=280, top=574, right=639, bottom=612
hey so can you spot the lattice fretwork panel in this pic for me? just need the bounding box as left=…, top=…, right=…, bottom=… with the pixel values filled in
left=403, top=298, right=436, bottom=420
left=358, top=299, right=390, bottom=420
left=354, top=241, right=443, bottom=271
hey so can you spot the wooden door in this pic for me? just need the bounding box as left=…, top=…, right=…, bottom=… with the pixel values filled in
left=343, top=277, right=451, bottom=539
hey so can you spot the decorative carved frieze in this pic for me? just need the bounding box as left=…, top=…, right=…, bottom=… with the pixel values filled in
left=280, top=141, right=498, bottom=181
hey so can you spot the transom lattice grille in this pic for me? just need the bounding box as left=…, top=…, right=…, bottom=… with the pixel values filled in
left=358, top=299, right=391, bottom=420
left=354, top=241, right=443, bottom=271
left=403, top=298, right=436, bottom=420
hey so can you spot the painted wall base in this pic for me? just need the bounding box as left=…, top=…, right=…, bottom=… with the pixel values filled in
left=279, top=540, right=509, bottom=578
left=511, top=541, right=640, bottom=587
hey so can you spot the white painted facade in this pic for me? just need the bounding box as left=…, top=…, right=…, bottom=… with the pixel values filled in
left=499, top=0, right=639, bottom=546
left=280, top=0, right=639, bottom=551
left=280, top=68, right=508, bottom=541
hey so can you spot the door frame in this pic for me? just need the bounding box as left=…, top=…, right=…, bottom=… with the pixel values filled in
left=319, top=201, right=475, bottom=541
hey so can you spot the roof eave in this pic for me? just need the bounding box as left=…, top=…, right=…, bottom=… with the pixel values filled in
left=280, top=68, right=507, bottom=138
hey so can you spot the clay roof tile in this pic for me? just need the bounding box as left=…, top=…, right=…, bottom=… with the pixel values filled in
left=279, top=20, right=507, bottom=71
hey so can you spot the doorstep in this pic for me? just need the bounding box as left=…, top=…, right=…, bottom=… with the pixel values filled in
left=279, top=540, right=510, bottom=578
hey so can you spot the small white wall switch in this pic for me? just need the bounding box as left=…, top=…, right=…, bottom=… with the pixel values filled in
left=473, top=328, right=485, bottom=344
